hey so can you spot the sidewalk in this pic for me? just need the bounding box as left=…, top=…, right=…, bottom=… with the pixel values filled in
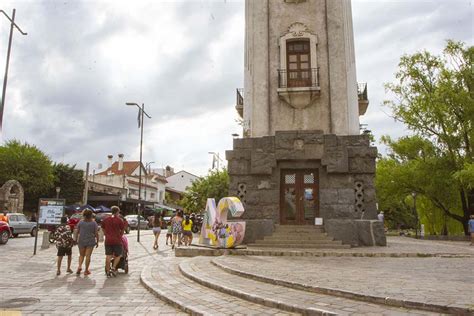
left=0, top=230, right=184, bottom=315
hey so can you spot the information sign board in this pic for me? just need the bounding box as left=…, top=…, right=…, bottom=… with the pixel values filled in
left=38, top=199, right=65, bottom=225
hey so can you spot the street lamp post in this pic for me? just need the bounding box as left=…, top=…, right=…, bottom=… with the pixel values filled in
left=412, top=192, right=418, bottom=239
left=0, top=9, right=27, bottom=133
left=126, top=102, right=151, bottom=242
left=208, top=152, right=223, bottom=171
left=56, top=187, right=61, bottom=199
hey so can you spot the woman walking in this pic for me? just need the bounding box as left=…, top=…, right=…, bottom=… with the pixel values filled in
left=152, top=213, right=162, bottom=250
left=171, top=210, right=183, bottom=250
left=75, top=209, right=99, bottom=276
left=182, top=214, right=193, bottom=246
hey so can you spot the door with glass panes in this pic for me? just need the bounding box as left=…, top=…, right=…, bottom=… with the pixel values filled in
left=280, top=169, right=319, bottom=225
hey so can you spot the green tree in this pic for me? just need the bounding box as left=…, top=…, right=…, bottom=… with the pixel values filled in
left=0, top=140, right=55, bottom=210
left=383, top=40, right=473, bottom=234
left=48, top=163, right=85, bottom=205
left=179, top=169, right=229, bottom=214
left=376, top=136, right=464, bottom=234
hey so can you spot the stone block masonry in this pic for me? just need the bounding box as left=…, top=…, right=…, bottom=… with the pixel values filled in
left=226, top=130, right=386, bottom=246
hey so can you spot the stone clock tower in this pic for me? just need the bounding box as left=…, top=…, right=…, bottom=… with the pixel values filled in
left=227, top=0, right=385, bottom=247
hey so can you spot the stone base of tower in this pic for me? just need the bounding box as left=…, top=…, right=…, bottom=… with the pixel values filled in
left=226, top=130, right=386, bottom=247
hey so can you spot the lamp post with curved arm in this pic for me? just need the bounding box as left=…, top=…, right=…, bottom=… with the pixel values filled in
left=0, top=9, right=27, bottom=133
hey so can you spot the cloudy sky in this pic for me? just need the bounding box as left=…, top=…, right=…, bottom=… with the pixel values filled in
left=0, top=0, right=472, bottom=176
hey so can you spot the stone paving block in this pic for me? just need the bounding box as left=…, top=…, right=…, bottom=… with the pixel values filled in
left=212, top=249, right=473, bottom=314
left=180, top=256, right=441, bottom=315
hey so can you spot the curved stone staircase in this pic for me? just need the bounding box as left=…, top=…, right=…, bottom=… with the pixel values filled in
left=248, top=225, right=350, bottom=249
left=141, top=256, right=441, bottom=315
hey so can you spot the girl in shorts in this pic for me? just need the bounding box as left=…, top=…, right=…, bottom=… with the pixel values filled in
left=166, top=221, right=172, bottom=245
left=152, top=213, right=162, bottom=250
left=182, top=214, right=193, bottom=246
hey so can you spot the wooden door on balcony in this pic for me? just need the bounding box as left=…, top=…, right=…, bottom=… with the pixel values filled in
left=287, top=40, right=311, bottom=88
left=280, top=169, right=319, bottom=225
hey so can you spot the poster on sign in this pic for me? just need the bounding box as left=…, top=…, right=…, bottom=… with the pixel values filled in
left=34, top=198, right=66, bottom=255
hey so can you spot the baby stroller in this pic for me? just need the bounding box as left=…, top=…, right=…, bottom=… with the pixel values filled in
left=108, top=235, right=129, bottom=274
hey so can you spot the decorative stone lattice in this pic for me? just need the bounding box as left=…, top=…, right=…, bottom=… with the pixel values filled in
left=354, top=181, right=365, bottom=213
left=237, top=183, right=247, bottom=204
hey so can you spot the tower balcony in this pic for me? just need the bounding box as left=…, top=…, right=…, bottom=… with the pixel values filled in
left=358, top=83, right=369, bottom=116
left=235, top=88, right=244, bottom=118
left=277, top=68, right=321, bottom=109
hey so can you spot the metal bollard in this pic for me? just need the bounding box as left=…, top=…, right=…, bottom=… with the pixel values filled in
left=41, top=231, right=50, bottom=249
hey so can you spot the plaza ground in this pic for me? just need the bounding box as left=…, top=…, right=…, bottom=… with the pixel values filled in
left=0, top=231, right=472, bottom=315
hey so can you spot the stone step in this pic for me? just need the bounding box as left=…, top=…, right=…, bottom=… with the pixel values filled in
left=179, top=257, right=337, bottom=315
left=255, top=239, right=342, bottom=245
left=273, top=230, right=326, bottom=235
left=274, top=225, right=325, bottom=232
left=248, top=243, right=350, bottom=249
left=179, top=256, right=432, bottom=315
left=265, top=234, right=332, bottom=241
left=140, top=258, right=295, bottom=315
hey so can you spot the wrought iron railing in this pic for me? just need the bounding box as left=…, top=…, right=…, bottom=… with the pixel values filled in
left=236, top=88, right=244, bottom=106
left=358, top=83, right=368, bottom=101
left=278, top=68, right=320, bottom=89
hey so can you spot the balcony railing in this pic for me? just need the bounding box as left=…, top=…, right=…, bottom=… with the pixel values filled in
left=278, top=68, right=320, bottom=89
left=236, top=88, right=244, bottom=106
left=358, top=83, right=368, bottom=102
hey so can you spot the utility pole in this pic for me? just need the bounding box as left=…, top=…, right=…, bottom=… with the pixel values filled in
left=0, top=9, right=27, bottom=133
left=83, top=162, right=90, bottom=205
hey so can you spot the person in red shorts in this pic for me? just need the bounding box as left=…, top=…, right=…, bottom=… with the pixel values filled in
left=101, top=205, right=125, bottom=277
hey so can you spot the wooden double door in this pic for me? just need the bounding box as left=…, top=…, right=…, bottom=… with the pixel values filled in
left=280, top=169, right=319, bottom=225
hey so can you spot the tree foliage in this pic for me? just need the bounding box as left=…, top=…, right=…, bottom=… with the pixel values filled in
left=179, top=169, right=229, bottom=214
left=48, top=163, right=85, bottom=205
left=381, top=40, right=473, bottom=234
left=0, top=140, right=85, bottom=212
left=0, top=140, right=55, bottom=202
left=376, top=136, right=464, bottom=234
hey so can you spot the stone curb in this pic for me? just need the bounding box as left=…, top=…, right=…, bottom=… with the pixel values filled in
left=175, top=246, right=473, bottom=258
left=212, top=258, right=473, bottom=315
left=178, top=259, right=335, bottom=316
left=140, top=265, right=206, bottom=316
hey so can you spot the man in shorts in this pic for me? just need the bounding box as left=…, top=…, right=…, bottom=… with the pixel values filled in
left=102, top=206, right=125, bottom=277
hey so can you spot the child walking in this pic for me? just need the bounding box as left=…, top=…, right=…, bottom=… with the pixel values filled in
left=54, top=216, right=75, bottom=276
left=182, top=214, right=193, bottom=246
left=166, top=221, right=172, bottom=245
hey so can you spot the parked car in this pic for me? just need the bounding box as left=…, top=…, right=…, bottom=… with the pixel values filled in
left=67, top=213, right=83, bottom=231
left=7, top=213, right=37, bottom=237
left=0, top=221, right=11, bottom=244
left=95, top=213, right=130, bottom=234
left=125, top=215, right=148, bottom=230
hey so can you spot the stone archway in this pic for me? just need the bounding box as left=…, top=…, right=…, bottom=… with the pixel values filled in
left=0, top=180, right=24, bottom=213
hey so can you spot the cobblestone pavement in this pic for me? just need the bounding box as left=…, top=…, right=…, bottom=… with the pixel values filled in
left=0, top=230, right=184, bottom=315
left=247, top=236, right=474, bottom=256
left=180, top=257, right=438, bottom=315
left=215, top=252, right=474, bottom=311
left=2, top=232, right=473, bottom=315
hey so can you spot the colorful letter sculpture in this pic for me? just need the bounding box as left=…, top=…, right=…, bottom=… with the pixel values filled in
left=200, top=197, right=246, bottom=248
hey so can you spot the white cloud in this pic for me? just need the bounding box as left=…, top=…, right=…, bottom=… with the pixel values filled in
left=0, top=0, right=471, bottom=174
